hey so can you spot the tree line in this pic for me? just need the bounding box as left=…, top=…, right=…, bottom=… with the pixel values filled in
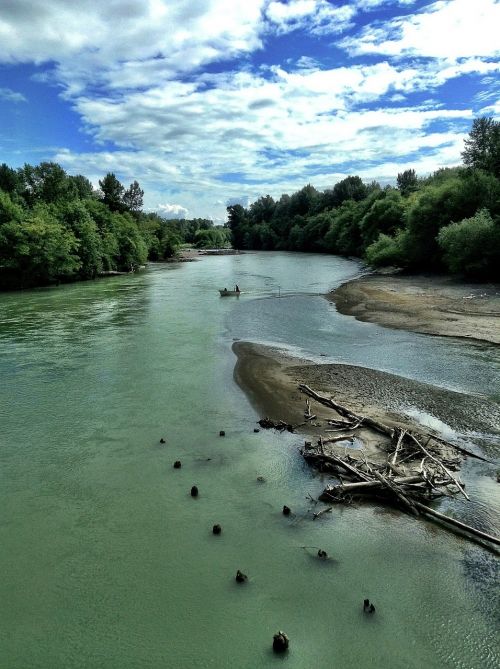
left=0, top=164, right=226, bottom=289
left=227, top=117, right=500, bottom=280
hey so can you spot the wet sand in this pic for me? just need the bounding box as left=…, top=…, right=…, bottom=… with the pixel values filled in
left=329, top=274, right=500, bottom=345
left=233, top=341, right=500, bottom=460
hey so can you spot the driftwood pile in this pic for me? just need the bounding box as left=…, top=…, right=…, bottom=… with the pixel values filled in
left=261, top=383, right=500, bottom=547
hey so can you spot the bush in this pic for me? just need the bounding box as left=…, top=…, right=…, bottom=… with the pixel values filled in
left=364, top=231, right=406, bottom=267
left=438, top=209, right=500, bottom=279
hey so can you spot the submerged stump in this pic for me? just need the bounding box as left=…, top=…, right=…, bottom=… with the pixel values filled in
left=272, top=631, right=289, bottom=653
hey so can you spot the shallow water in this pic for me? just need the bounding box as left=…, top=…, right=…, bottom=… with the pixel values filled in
left=0, top=253, right=499, bottom=668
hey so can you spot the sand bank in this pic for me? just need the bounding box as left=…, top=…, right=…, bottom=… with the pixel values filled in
left=329, top=274, right=500, bottom=345
left=233, top=341, right=500, bottom=460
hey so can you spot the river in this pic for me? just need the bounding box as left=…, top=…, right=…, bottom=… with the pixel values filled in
left=0, top=252, right=499, bottom=668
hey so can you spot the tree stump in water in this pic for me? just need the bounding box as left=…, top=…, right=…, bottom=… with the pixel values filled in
left=272, top=631, right=289, bottom=653
left=363, top=599, right=375, bottom=613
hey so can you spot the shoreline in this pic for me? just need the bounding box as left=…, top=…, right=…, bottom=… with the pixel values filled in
left=328, top=273, right=500, bottom=345
left=233, top=341, right=500, bottom=461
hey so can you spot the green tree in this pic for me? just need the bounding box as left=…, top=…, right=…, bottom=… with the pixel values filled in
left=19, top=162, right=74, bottom=206
left=123, top=180, right=144, bottom=213
left=0, top=189, right=24, bottom=226
left=69, top=175, right=95, bottom=200
left=365, top=231, right=406, bottom=267
left=111, top=212, right=148, bottom=270
left=329, top=176, right=368, bottom=208
left=227, top=204, right=249, bottom=248
left=58, top=201, right=103, bottom=278
left=289, top=184, right=319, bottom=217
left=99, top=173, right=125, bottom=212
left=0, top=206, right=80, bottom=285
left=194, top=227, right=231, bottom=249
left=402, top=169, right=500, bottom=268
left=248, top=194, right=275, bottom=226
left=397, top=169, right=419, bottom=197
left=438, top=209, right=500, bottom=279
left=0, top=163, right=21, bottom=197
left=462, top=117, right=500, bottom=178
left=324, top=200, right=364, bottom=255
left=360, top=190, right=405, bottom=247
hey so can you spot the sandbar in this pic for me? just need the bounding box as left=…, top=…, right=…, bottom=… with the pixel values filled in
left=329, top=274, right=500, bottom=345
left=233, top=341, right=500, bottom=461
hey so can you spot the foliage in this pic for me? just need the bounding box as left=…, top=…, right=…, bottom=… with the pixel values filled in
left=123, top=180, right=144, bottom=213
left=462, top=117, right=500, bottom=178
left=397, top=169, right=419, bottom=197
left=438, top=209, right=500, bottom=279
left=360, top=189, right=405, bottom=247
left=194, top=227, right=231, bottom=249
left=98, top=173, right=125, bottom=212
left=0, top=205, right=81, bottom=285
left=0, top=161, right=161, bottom=288
left=226, top=117, right=500, bottom=278
left=364, top=231, right=405, bottom=267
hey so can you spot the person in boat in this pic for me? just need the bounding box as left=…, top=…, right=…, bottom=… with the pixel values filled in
left=235, top=284, right=240, bottom=292
left=223, top=288, right=228, bottom=293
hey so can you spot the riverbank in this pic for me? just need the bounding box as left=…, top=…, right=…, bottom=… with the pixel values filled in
left=176, top=247, right=241, bottom=261
left=233, top=341, right=500, bottom=460
left=328, top=274, right=500, bottom=345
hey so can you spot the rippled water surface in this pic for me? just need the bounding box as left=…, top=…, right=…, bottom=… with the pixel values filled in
left=0, top=253, right=499, bottom=668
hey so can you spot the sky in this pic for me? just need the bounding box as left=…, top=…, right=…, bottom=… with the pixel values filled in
left=0, top=0, right=499, bottom=222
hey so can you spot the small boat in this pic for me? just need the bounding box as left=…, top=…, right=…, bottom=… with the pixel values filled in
left=219, top=288, right=241, bottom=296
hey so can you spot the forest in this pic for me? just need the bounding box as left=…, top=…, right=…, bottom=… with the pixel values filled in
left=1, top=117, right=498, bottom=289
left=227, top=117, right=500, bottom=280
left=0, top=165, right=228, bottom=288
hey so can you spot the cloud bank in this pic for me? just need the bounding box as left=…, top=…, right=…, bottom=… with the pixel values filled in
left=1, top=0, right=499, bottom=219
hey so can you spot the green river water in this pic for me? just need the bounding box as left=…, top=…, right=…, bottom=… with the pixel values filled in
left=0, top=252, right=499, bottom=668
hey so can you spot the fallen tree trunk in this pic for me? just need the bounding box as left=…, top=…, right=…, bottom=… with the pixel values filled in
left=298, top=384, right=394, bottom=437
left=310, top=452, right=373, bottom=482
left=391, top=428, right=406, bottom=465
left=414, top=502, right=500, bottom=546
left=429, top=435, right=491, bottom=463
left=321, top=475, right=424, bottom=497
left=372, top=470, right=419, bottom=516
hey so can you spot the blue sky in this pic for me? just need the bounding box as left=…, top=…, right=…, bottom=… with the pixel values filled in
left=0, top=0, right=499, bottom=222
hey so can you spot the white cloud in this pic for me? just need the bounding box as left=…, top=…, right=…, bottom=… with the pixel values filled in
left=0, top=0, right=266, bottom=91
left=0, top=87, right=26, bottom=103
left=266, top=0, right=355, bottom=35
left=2, top=0, right=497, bottom=221
left=341, top=0, right=500, bottom=59
left=156, top=203, right=189, bottom=219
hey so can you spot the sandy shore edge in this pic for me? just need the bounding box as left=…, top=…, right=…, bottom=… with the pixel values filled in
left=328, top=273, right=500, bottom=345
left=233, top=341, right=500, bottom=460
